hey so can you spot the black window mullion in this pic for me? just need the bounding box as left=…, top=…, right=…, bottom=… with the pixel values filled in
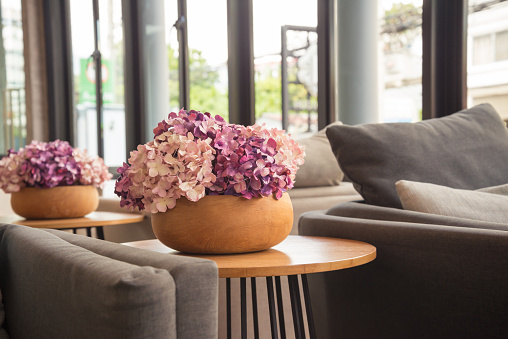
left=422, top=0, right=468, bottom=119
left=43, top=0, right=74, bottom=143
left=227, top=0, right=255, bottom=126
left=317, top=0, right=338, bottom=129
left=177, top=0, right=190, bottom=110
left=122, top=0, right=145, bottom=158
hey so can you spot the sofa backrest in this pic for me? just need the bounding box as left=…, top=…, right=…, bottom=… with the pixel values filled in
left=0, top=224, right=218, bottom=339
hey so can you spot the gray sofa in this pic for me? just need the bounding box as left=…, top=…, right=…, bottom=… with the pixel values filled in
left=299, top=103, right=508, bottom=338
left=0, top=224, right=218, bottom=339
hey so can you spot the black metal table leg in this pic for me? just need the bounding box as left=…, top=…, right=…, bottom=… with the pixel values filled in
left=86, top=227, right=92, bottom=237
left=275, top=276, right=287, bottom=339
left=266, top=276, right=279, bottom=339
left=226, top=278, right=232, bottom=339
left=241, top=277, right=247, bottom=339
left=301, top=274, right=316, bottom=339
left=251, top=277, right=259, bottom=339
left=288, top=275, right=305, bottom=339
left=96, top=226, right=104, bottom=240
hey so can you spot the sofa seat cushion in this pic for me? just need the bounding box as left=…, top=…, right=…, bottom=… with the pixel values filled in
left=326, top=103, right=508, bottom=208
left=0, top=225, right=176, bottom=339
left=396, top=180, right=508, bottom=225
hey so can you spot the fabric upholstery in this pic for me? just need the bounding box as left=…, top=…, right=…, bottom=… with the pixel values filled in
left=289, top=182, right=361, bottom=234
left=293, top=122, right=344, bottom=188
left=477, top=183, right=508, bottom=195
left=299, top=210, right=508, bottom=339
left=0, top=289, right=7, bottom=339
left=396, top=180, right=508, bottom=225
left=326, top=103, right=508, bottom=208
left=42, top=229, right=218, bottom=339
left=0, top=224, right=218, bottom=339
left=325, top=201, right=508, bottom=231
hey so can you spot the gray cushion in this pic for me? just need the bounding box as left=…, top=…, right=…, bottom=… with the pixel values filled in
left=477, top=183, right=508, bottom=195
left=0, top=225, right=176, bottom=339
left=396, top=180, right=508, bottom=225
left=294, top=122, right=344, bottom=188
left=326, top=103, right=508, bottom=208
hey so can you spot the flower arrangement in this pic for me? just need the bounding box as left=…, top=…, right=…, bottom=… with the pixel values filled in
left=115, top=109, right=305, bottom=213
left=0, top=140, right=112, bottom=193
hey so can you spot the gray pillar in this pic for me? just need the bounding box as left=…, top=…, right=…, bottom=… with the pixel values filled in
left=337, top=0, right=379, bottom=125
left=140, top=0, right=169, bottom=141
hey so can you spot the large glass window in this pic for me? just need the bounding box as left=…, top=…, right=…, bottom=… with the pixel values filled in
left=379, top=0, right=423, bottom=123
left=69, top=0, right=125, bottom=168
left=164, top=0, right=180, bottom=113
left=253, top=0, right=317, bottom=137
left=186, top=0, right=228, bottom=119
left=468, top=0, right=508, bottom=121
left=0, top=0, right=25, bottom=154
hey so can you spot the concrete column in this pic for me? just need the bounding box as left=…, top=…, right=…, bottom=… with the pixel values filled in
left=337, top=0, right=379, bottom=125
left=140, top=0, right=169, bottom=141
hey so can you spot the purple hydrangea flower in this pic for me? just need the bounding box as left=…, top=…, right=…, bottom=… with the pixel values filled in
left=115, top=109, right=306, bottom=213
left=0, top=140, right=112, bottom=193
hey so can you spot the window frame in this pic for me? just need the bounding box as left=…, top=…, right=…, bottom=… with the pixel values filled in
left=38, top=0, right=470, bottom=162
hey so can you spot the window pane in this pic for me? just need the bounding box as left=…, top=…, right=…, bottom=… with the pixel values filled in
left=253, top=0, right=317, bottom=137
left=380, top=0, right=423, bottom=123
left=0, top=1, right=26, bottom=153
left=473, top=35, right=492, bottom=65
left=468, top=1, right=508, bottom=121
left=70, top=0, right=125, bottom=168
left=187, top=0, right=228, bottom=120
left=164, top=0, right=180, bottom=112
left=495, top=30, right=508, bottom=62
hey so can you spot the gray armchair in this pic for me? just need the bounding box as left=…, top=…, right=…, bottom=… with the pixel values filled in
left=299, top=104, right=508, bottom=338
left=0, top=224, right=218, bottom=339
left=299, top=204, right=508, bottom=338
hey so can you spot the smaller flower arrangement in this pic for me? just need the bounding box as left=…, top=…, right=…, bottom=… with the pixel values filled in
left=0, top=140, right=112, bottom=193
left=115, top=109, right=305, bottom=213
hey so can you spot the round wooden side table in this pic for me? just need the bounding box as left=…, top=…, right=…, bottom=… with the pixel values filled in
left=123, top=235, right=376, bottom=339
left=0, top=211, right=145, bottom=239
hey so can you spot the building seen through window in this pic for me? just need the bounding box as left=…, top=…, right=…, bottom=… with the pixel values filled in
left=0, top=0, right=25, bottom=154
left=379, top=0, right=423, bottom=123
left=70, top=0, right=125, bottom=169
left=468, top=0, right=508, bottom=121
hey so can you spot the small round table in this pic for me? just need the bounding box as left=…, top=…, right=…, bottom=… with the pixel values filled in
left=0, top=211, right=145, bottom=239
left=123, top=235, right=376, bottom=339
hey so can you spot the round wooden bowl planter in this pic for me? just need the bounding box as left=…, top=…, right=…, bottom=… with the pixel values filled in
left=11, top=185, right=99, bottom=219
left=151, top=192, right=294, bottom=254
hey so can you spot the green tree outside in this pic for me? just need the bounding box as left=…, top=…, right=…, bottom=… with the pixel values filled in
left=167, top=46, right=228, bottom=120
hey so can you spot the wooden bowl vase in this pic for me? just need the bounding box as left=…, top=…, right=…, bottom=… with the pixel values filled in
left=11, top=186, right=99, bottom=219
left=151, top=192, right=294, bottom=254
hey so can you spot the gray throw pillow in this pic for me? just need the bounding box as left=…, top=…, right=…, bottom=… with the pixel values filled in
left=396, top=180, right=508, bottom=224
left=326, top=103, right=508, bottom=208
left=293, top=122, right=344, bottom=188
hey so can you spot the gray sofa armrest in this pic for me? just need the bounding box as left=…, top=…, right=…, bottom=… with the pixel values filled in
left=326, top=201, right=508, bottom=231
left=0, top=224, right=217, bottom=339
left=298, top=211, right=508, bottom=339
left=43, top=229, right=218, bottom=339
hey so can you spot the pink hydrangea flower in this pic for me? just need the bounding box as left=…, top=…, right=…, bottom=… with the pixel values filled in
left=0, top=140, right=112, bottom=193
left=115, top=109, right=305, bottom=213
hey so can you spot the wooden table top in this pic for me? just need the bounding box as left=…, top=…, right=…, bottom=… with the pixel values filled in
left=123, top=235, right=376, bottom=278
left=0, top=211, right=145, bottom=229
